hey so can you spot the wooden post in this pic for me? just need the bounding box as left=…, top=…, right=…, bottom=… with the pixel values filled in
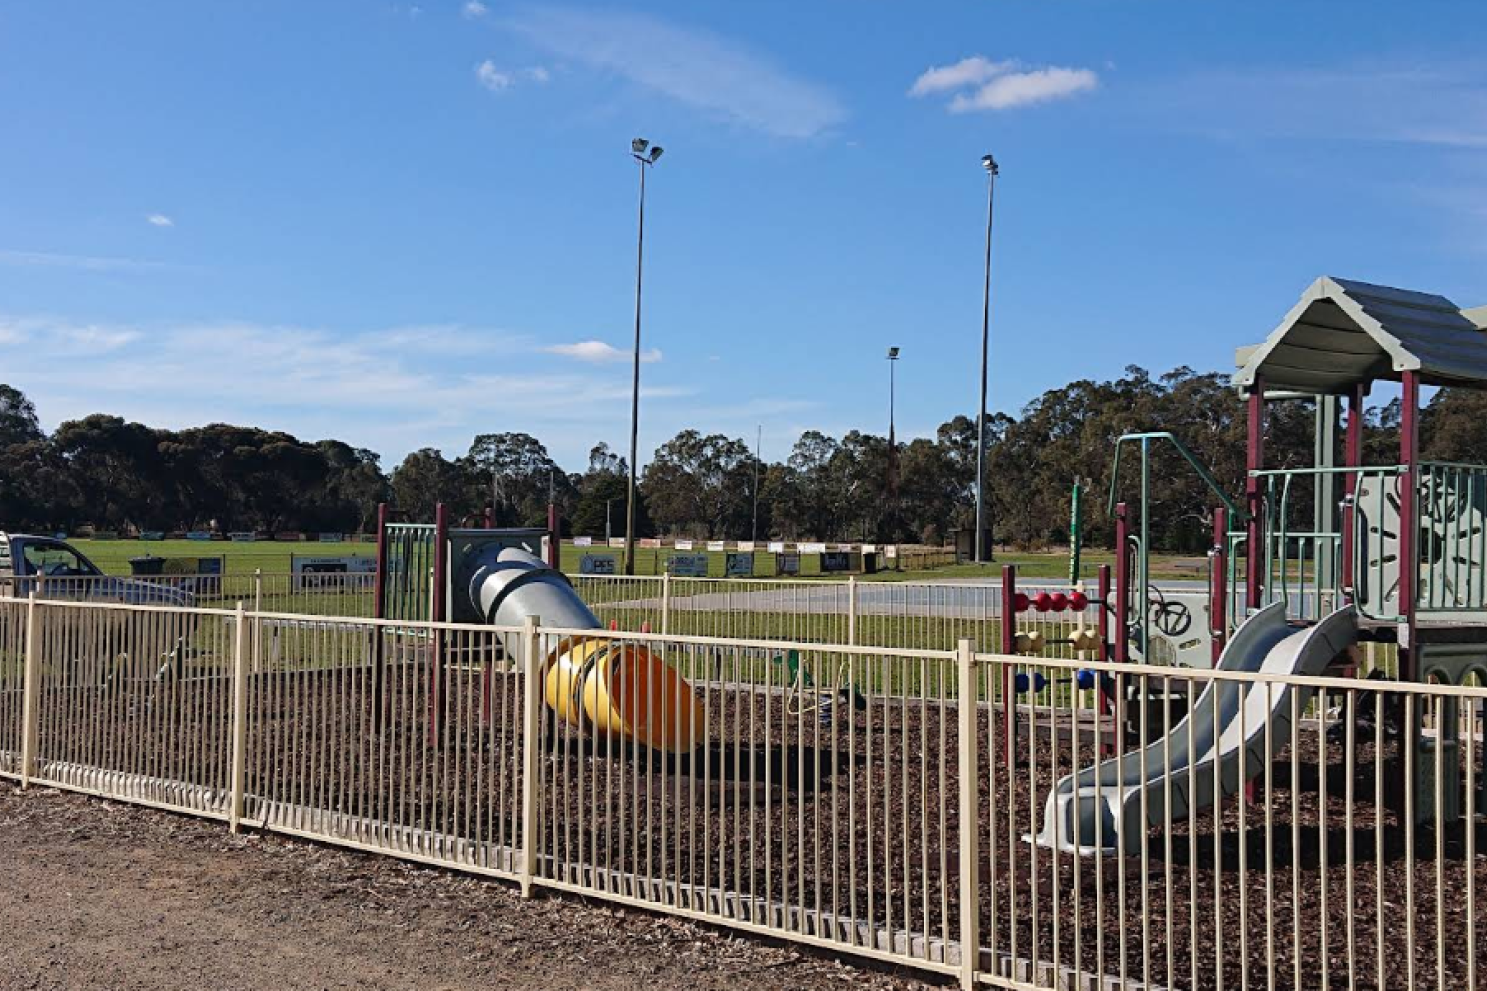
left=956, top=638, right=981, bottom=989
left=229, top=601, right=249, bottom=833
left=20, top=592, right=39, bottom=788
left=1245, top=379, right=1266, bottom=611
left=520, top=615, right=543, bottom=896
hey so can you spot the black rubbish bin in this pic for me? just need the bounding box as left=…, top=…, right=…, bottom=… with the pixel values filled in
left=862, top=552, right=879, bottom=575
left=129, top=555, right=165, bottom=576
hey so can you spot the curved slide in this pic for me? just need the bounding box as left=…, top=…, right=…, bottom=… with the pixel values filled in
left=1033, top=602, right=1357, bottom=856
left=467, top=545, right=700, bottom=753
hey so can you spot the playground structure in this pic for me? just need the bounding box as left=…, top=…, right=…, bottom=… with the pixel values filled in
left=1, top=276, right=1483, bottom=990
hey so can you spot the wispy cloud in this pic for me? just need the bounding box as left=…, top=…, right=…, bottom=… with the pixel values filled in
left=0, top=249, right=172, bottom=273
left=911, top=56, right=1098, bottom=112
left=146, top=213, right=174, bottom=228
left=1148, top=62, right=1487, bottom=149
left=475, top=59, right=551, bottom=92
left=507, top=6, right=844, bottom=139
left=476, top=59, right=512, bottom=91
left=0, top=315, right=141, bottom=353
left=544, top=340, right=662, bottom=364
left=462, top=0, right=487, bottom=18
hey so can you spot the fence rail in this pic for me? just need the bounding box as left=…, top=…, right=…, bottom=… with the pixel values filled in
left=0, top=594, right=1481, bottom=990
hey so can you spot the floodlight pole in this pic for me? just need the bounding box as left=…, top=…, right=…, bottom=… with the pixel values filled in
left=974, top=154, right=999, bottom=564
left=624, top=139, right=661, bottom=575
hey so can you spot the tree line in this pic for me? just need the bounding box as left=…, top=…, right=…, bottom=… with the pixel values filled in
left=4, top=370, right=1485, bottom=551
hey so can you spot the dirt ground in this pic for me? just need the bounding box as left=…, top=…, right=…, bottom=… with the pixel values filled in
left=0, top=784, right=940, bottom=991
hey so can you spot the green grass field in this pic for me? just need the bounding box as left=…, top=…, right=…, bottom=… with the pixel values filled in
left=67, top=538, right=1203, bottom=582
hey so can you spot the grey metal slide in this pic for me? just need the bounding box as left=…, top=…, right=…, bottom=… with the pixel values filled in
left=1033, top=602, right=1357, bottom=855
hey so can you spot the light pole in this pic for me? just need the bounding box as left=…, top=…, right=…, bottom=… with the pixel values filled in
left=751, top=424, right=762, bottom=542
left=887, top=347, right=900, bottom=533
left=974, top=154, right=998, bottom=564
left=624, top=137, right=664, bottom=576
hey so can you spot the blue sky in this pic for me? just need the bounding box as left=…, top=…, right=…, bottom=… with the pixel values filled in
left=1, top=1, right=1484, bottom=470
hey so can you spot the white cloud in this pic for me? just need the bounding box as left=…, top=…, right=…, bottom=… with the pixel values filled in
left=462, top=0, right=488, bottom=17
left=544, top=340, right=662, bottom=363
left=146, top=213, right=174, bottom=228
left=508, top=7, right=844, bottom=139
left=476, top=59, right=512, bottom=91
left=950, top=66, right=1098, bottom=112
left=476, top=60, right=550, bottom=92
left=911, top=55, right=1098, bottom=112
left=909, top=56, right=1019, bottom=97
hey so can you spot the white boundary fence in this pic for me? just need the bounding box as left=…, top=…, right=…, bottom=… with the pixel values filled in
left=0, top=593, right=1481, bottom=990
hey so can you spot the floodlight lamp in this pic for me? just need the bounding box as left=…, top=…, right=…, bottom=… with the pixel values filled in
left=632, top=137, right=649, bottom=154
left=649, top=145, right=664, bottom=163
left=982, top=154, right=999, bottom=176
left=887, top=347, right=900, bottom=359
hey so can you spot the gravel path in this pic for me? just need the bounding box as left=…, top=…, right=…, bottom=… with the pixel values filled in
left=0, top=783, right=938, bottom=991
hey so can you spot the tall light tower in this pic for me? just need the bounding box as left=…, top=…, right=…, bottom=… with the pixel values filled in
left=974, top=154, right=998, bottom=564
left=623, top=137, right=664, bottom=576
left=887, top=346, right=900, bottom=539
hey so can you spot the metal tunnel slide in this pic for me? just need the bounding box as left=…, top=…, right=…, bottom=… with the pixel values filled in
left=467, top=546, right=700, bottom=753
left=1033, top=602, right=1358, bottom=855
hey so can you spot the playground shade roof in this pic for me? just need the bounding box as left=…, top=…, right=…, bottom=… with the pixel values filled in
left=1233, top=277, right=1487, bottom=394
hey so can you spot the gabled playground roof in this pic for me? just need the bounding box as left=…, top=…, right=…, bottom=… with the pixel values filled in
left=1233, top=276, right=1487, bottom=394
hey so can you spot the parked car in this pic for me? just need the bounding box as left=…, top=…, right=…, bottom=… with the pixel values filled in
left=0, top=532, right=196, bottom=607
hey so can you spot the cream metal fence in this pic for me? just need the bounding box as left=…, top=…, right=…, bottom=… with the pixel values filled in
left=0, top=593, right=1480, bottom=990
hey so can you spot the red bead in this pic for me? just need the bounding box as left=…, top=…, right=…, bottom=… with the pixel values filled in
left=1014, top=592, right=1030, bottom=612
left=1034, top=592, right=1053, bottom=612
left=1050, top=592, right=1069, bottom=611
left=1069, top=591, right=1089, bottom=611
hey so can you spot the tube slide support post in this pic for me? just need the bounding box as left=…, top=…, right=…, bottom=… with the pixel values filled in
left=999, top=564, right=1016, bottom=769
left=520, top=615, right=542, bottom=897
left=956, top=637, right=981, bottom=989
left=19, top=591, right=39, bottom=789
left=1341, top=384, right=1365, bottom=603
left=229, top=601, right=249, bottom=834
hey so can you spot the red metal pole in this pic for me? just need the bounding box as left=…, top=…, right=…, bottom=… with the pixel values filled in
left=1211, top=505, right=1228, bottom=665
left=1341, top=384, right=1365, bottom=604
left=1245, top=379, right=1266, bottom=611
left=1114, top=502, right=1131, bottom=664
left=1399, top=371, right=1419, bottom=679
left=1000, top=564, right=1017, bottom=769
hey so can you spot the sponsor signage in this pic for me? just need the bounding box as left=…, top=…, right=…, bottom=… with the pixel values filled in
left=821, top=551, right=852, bottom=573
left=736, top=541, right=755, bottom=552
left=318, top=532, right=343, bottom=543
left=767, top=541, right=785, bottom=553
left=674, top=539, right=694, bottom=551
left=229, top=531, right=256, bottom=543
left=725, top=552, right=754, bottom=577
left=861, top=543, right=877, bottom=554
left=777, top=553, right=801, bottom=575
left=291, top=555, right=376, bottom=590
left=608, top=537, right=626, bottom=548
left=668, top=553, right=708, bottom=577
left=579, top=553, right=617, bottom=575
left=836, top=543, right=854, bottom=553
left=885, top=545, right=898, bottom=559
left=639, top=538, right=662, bottom=548
left=707, top=540, right=726, bottom=552
left=798, top=542, right=827, bottom=554
left=139, top=531, right=165, bottom=541
left=186, top=531, right=214, bottom=541
left=573, top=536, right=593, bottom=547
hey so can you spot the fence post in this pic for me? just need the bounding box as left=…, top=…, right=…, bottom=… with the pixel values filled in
left=848, top=575, right=858, bottom=646
left=20, top=592, right=39, bottom=789
left=956, top=637, right=981, bottom=989
left=661, top=572, right=671, bottom=635
left=520, top=614, right=542, bottom=897
left=252, top=568, right=263, bottom=673
left=229, top=601, right=249, bottom=833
